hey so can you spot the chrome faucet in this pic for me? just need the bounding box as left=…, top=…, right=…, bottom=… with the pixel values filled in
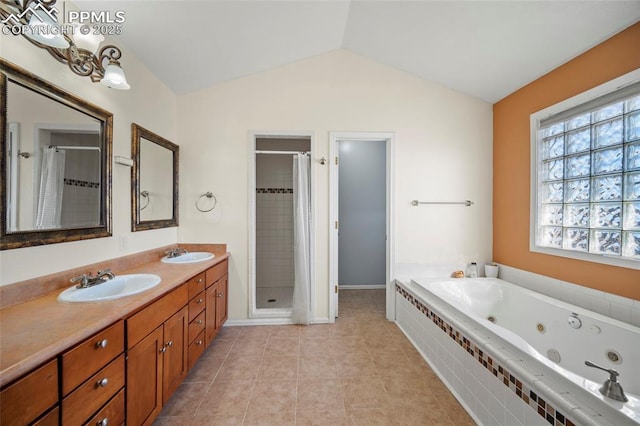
left=165, top=248, right=188, bottom=258
left=585, top=360, right=628, bottom=402
left=71, top=269, right=115, bottom=289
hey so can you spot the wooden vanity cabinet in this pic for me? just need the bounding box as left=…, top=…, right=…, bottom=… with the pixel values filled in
left=187, top=273, right=207, bottom=370
left=0, top=359, right=58, bottom=426
left=86, top=389, right=125, bottom=426
left=205, top=260, right=229, bottom=346
left=126, top=284, right=188, bottom=426
left=32, top=407, right=59, bottom=426
left=214, top=275, right=228, bottom=330
left=60, top=321, right=125, bottom=425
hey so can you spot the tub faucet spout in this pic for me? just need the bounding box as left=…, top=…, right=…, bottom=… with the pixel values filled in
left=585, top=360, right=628, bottom=402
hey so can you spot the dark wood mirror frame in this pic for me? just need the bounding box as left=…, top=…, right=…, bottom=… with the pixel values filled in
left=0, top=59, right=113, bottom=250
left=131, top=123, right=179, bottom=231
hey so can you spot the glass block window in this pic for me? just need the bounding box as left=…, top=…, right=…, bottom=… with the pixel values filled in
left=534, top=82, right=640, bottom=263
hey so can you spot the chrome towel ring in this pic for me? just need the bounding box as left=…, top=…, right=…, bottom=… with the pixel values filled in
left=196, top=192, right=217, bottom=212
left=140, top=190, right=150, bottom=210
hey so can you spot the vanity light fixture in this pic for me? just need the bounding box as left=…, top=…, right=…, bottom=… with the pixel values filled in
left=0, top=0, right=130, bottom=89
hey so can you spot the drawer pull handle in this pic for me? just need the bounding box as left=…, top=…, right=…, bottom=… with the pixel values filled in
left=96, top=339, right=108, bottom=349
left=197, top=278, right=203, bottom=283
left=97, top=418, right=108, bottom=426
left=196, top=340, right=203, bottom=345
left=96, top=377, right=109, bottom=388
left=160, top=347, right=166, bottom=354
left=196, top=298, right=204, bottom=304
left=196, top=320, right=203, bottom=325
left=166, top=340, right=173, bottom=347
left=216, top=292, right=223, bottom=298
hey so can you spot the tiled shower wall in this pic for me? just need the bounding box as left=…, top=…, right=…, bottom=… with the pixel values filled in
left=256, top=154, right=294, bottom=289
left=51, top=133, right=101, bottom=228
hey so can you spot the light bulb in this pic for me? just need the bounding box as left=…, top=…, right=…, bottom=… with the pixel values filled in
left=101, top=61, right=130, bottom=90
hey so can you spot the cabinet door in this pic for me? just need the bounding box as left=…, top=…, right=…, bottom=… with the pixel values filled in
left=215, top=275, right=228, bottom=329
left=0, top=359, right=58, bottom=426
left=205, top=284, right=217, bottom=347
left=163, top=306, right=188, bottom=405
left=126, top=326, right=163, bottom=426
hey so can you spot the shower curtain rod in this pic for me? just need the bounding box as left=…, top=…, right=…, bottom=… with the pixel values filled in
left=48, top=145, right=101, bottom=151
left=255, top=150, right=309, bottom=155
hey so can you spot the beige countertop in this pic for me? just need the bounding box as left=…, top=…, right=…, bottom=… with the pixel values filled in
left=0, top=250, right=229, bottom=387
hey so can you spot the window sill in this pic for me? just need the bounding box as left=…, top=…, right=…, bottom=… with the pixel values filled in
left=529, top=244, right=640, bottom=270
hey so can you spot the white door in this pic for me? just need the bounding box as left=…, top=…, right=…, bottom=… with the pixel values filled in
left=329, top=132, right=395, bottom=322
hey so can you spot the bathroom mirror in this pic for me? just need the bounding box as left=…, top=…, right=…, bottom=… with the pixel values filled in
left=131, top=123, right=178, bottom=231
left=0, top=59, right=113, bottom=250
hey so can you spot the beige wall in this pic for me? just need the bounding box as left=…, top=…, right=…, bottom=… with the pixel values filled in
left=177, top=50, right=493, bottom=321
left=493, top=23, right=640, bottom=301
left=0, top=32, right=178, bottom=284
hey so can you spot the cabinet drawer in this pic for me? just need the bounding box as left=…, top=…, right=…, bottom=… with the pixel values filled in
left=127, top=284, right=188, bottom=348
left=188, top=290, right=206, bottom=322
left=188, top=330, right=206, bottom=370
left=62, top=355, right=125, bottom=425
left=85, top=388, right=124, bottom=426
left=33, top=406, right=59, bottom=426
left=62, top=321, right=124, bottom=395
left=189, top=310, right=206, bottom=343
left=187, top=272, right=205, bottom=299
left=205, top=259, right=227, bottom=287
left=0, top=359, right=58, bottom=426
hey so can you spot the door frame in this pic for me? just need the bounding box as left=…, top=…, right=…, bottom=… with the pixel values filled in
left=248, top=131, right=316, bottom=320
left=329, top=131, right=395, bottom=322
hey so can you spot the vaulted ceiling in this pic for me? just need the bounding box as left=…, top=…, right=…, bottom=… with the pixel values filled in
left=78, top=1, right=640, bottom=103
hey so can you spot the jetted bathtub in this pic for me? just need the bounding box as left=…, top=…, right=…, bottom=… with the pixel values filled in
left=395, top=277, right=640, bottom=425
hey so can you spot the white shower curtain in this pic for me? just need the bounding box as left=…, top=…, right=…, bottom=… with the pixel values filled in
left=292, top=153, right=311, bottom=325
left=35, top=148, right=66, bottom=229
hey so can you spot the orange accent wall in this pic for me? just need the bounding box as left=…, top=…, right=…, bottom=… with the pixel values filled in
left=493, top=22, right=640, bottom=301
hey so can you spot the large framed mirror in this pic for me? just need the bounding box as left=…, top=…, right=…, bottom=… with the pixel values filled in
left=1, top=59, right=113, bottom=250
left=131, top=123, right=178, bottom=231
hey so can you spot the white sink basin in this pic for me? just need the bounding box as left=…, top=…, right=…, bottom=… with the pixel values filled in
left=58, top=274, right=161, bottom=303
left=161, top=252, right=215, bottom=264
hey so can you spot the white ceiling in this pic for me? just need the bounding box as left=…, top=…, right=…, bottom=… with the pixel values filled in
left=77, top=1, right=640, bottom=103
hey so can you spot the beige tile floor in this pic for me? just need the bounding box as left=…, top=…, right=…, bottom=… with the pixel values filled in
left=154, top=289, right=475, bottom=425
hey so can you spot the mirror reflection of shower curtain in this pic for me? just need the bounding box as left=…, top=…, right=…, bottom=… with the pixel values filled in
left=35, top=148, right=66, bottom=229
left=292, top=153, right=311, bottom=324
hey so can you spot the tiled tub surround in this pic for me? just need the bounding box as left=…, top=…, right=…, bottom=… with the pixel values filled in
left=0, top=243, right=228, bottom=386
left=395, top=280, right=640, bottom=426
left=498, top=264, right=640, bottom=328
left=415, top=277, right=640, bottom=397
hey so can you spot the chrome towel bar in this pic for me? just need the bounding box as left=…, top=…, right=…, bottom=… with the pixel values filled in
left=411, top=200, right=474, bottom=207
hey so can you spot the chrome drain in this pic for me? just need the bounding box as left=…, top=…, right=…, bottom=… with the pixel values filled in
left=487, top=315, right=496, bottom=323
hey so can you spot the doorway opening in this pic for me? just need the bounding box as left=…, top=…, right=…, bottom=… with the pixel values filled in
left=329, top=132, right=394, bottom=321
left=249, top=133, right=314, bottom=321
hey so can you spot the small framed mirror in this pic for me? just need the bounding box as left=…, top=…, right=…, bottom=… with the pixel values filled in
left=1, top=59, right=113, bottom=250
left=131, top=123, right=178, bottom=231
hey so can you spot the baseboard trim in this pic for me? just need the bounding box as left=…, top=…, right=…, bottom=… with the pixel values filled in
left=224, top=317, right=331, bottom=326
left=340, top=285, right=386, bottom=290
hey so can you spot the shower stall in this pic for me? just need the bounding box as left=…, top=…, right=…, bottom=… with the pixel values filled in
left=252, top=136, right=311, bottom=321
